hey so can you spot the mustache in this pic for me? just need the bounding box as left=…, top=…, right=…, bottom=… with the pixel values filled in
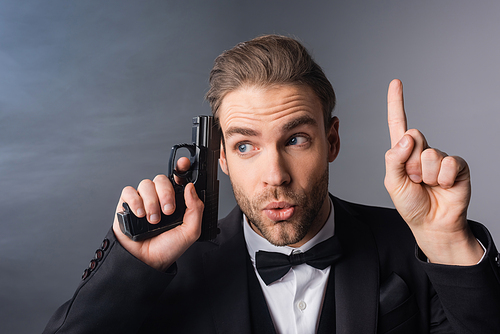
left=253, top=186, right=307, bottom=207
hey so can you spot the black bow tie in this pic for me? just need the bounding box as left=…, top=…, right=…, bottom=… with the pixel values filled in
left=255, top=236, right=342, bottom=285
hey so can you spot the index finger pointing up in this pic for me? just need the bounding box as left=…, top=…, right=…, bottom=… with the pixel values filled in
left=387, top=79, right=408, bottom=148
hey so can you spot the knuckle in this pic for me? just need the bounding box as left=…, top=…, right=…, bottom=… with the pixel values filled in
left=126, top=195, right=143, bottom=210
left=421, top=148, right=440, bottom=161
left=441, top=156, right=460, bottom=171
left=121, top=186, right=140, bottom=204
left=138, top=178, right=154, bottom=188
left=406, top=129, right=427, bottom=146
left=192, top=198, right=205, bottom=212
left=385, top=149, right=396, bottom=162
left=406, top=128, right=422, bottom=137
left=142, top=195, right=159, bottom=208
left=161, top=188, right=175, bottom=202
left=153, top=174, right=168, bottom=183
left=121, top=185, right=136, bottom=196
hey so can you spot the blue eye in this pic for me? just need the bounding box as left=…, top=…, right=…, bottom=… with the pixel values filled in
left=238, top=143, right=252, bottom=153
left=288, top=136, right=307, bottom=146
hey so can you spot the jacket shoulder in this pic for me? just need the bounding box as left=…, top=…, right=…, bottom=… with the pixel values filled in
left=332, top=196, right=410, bottom=238
left=332, top=196, right=420, bottom=277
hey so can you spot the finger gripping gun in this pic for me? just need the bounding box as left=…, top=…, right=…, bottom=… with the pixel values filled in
left=117, top=115, right=221, bottom=241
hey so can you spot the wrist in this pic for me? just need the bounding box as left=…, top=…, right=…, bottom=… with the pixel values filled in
left=414, top=225, right=484, bottom=266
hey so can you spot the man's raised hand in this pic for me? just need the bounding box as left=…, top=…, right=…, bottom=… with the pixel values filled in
left=384, top=79, right=483, bottom=265
left=112, top=157, right=204, bottom=271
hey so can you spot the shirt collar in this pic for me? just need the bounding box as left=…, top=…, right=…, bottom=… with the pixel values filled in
left=244, top=197, right=335, bottom=264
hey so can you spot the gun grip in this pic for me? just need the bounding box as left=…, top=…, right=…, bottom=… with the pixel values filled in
left=117, top=181, right=187, bottom=241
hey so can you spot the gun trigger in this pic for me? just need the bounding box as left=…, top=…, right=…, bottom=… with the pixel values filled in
left=173, top=169, right=192, bottom=179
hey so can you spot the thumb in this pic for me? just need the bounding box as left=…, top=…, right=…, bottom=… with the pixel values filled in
left=385, top=134, right=414, bottom=190
left=181, top=183, right=204, bottom=241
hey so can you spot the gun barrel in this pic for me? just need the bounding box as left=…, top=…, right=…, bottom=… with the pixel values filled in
left=193, top=115, right=221, bottom=241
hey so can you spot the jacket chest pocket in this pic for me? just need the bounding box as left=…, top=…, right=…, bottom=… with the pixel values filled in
left=378, top=272, right=420, bottom=334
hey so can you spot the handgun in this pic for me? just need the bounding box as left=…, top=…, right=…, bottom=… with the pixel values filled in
left=117, top=115, right=221, bottom=241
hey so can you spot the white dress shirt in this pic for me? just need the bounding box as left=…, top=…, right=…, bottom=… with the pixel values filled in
left=244, top=199, right=335, bottom=334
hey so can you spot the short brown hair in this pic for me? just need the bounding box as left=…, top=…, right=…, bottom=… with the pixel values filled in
left=206, top=34, right=336, bottom=130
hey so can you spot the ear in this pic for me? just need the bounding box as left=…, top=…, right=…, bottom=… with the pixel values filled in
left=219, top=140, right=229, bottom=175
left=327, top=117, right=340, bottom=162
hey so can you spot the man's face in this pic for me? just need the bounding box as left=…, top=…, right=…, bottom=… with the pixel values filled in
left=218, top=84, right=340, bottom=247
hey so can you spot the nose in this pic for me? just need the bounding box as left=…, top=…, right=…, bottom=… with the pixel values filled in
left=261, top=148, right=291, bottom=187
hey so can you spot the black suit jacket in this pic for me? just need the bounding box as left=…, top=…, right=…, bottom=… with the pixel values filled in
left=44, top=196, right=500, bottom=333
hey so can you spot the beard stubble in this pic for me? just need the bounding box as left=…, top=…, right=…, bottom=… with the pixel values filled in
left=230, top=166, right=330, bottom=246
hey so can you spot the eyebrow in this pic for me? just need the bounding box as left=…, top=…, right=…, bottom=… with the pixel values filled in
left=282, top=115, right=317, bottom=132
left=224, top=115, right=318, bottom=140
left=224, top=127, right=260, bottom=139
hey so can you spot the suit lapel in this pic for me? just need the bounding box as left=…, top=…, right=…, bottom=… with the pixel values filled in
left=317, top=265, right=337, bottom=333
left=203, top=207, right=253, bottom=334
left=331, top=196, right=380, bottom=333
left=202, top=198, right=381, bottom=333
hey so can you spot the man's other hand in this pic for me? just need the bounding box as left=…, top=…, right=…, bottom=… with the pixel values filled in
left=384, top=79, right=483, bottom=265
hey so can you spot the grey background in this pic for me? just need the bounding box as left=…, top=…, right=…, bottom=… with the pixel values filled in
left=2, top=1, right=499, bottom=333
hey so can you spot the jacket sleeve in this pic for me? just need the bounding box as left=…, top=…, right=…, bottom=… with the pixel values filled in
left=42, top=228, right=176, bottom=334
left=418, top=221, right=500, bottom=334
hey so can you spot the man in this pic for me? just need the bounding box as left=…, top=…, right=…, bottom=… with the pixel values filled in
left=44, top=35, right=500, bottom=333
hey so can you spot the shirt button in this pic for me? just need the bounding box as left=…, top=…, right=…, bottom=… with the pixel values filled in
left=297, top=300, right=307, bottom=311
